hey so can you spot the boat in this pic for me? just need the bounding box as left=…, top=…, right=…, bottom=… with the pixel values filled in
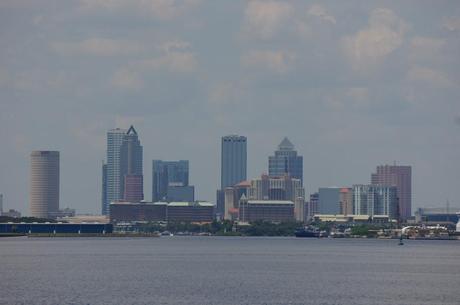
left=295, top=227, right=320, bottom=238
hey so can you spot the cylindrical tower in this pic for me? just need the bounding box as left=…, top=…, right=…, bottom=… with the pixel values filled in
left=30, top=151, right=60, bottom=218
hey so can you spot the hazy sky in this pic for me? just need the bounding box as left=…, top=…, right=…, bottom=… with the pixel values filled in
left=1, top=0, right=459, bottom=215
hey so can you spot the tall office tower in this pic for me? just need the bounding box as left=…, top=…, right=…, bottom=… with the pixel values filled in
left=104, top=128, right=127, bottom=215
left=152, top=160, right=190, bottom=202
left=122, top=126, right=143, bottom=202
left=30, top=151, right=59, bottom=219
left=221, top=135, right=247, bottom=189
left=268, top=137, right=303, bottom=183
left=101, top=162, right=107, bottom=214
left=219, top=135, right=247, bottom=216
left=353, top=185, right=398, bottom=219
left=371, top=165, right=412, bottom=220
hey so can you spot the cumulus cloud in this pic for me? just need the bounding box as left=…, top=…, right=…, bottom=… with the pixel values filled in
left=442, top=17, right=460, bottom=31
left=409, top=36, right=445, bottom=62
left=308, top=4, right=336, bottom=24
left=52, top=38, right=144, bottom=56
left=244, top=0, right=293, bottom=39
left=341, top=8, right=408, bottom=72
left=79, top=0, right=202, bottom=21
left=110, top=40, right=197, bottom=90
left=407, top=66, right=454, bottom=88
left=242, top=50, right=295, bottom=74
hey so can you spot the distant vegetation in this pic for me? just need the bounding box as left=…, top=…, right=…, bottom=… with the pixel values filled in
left=0, top=216, right=59, bottom=223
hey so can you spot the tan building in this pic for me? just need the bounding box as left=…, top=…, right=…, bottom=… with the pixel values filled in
left=30, top=151, right=59, bottom=218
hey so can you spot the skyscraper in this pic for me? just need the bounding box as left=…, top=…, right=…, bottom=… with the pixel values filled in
left=221, top=135, right=247, bottom=189
left=268, top=137, right=303, bottom=183
left=30, top=151, right=59, bottom=219
left=218, top=135, right=247, bottom=216
left=0, top=193, right=3, bottom=216
left=104, top=128, right=126, bottom=215
left=121, top=126, right=143, bottom=202
left=101, top=162, right=107, bottom=215
left=371, top=165, right=412, bottom=220
left=103, top=126, right=143, bottom=215
left=152, top=160, right=191, bottom=202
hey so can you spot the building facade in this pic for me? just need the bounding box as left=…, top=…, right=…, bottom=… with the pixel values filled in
left=103, top=126, right=143, bottom=215
left=121, top=126, right=143, bottom=202
left=353, top=184, right=398, bottom=219
left=318, top=187, right=341, bottom=215
left=239, top=198, right=295, bottom=223
left=218, top=135, right=247, bottom=216
left=104, top=128, right=127, bottom=215
left=30, top=151, right=60, bottom=219
left=152, top=160, right=190, bottom=202
left=371, top=165, right=411, bottom=219
left=268, top=137, right=303, bottom=183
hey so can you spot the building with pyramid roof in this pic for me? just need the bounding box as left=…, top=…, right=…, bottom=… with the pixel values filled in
left=268, top=137, right=303, bottom=183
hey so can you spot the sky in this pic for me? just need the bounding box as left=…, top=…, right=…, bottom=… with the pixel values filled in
left=0, top=0, right=459, bottom=215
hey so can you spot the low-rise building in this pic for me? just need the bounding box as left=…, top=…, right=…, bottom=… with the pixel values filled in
left=239, top=198, right=294, bottom=223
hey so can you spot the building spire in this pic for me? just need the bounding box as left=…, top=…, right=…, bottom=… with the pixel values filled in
left=278, top=137, right=294, bottom=151
left=127, top=125, right=137, bottom=135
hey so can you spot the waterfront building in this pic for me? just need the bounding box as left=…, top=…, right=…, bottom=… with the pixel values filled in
left=104, top=128, right=127, bottom=215
left=110, top=202, right=167, bottom=223
left=167, top=202, right=214, bottom=223
left=223, top=181, right=250, bottom=221
left=318, top=187, right=341, bottom=215
left=306, top=192, right=319, bottom=220
left=109, top=201, right=214, bottom=223
left=339, top=188, right=353, bottom=215
left=152, top=160, right=190, bottom=202
left=415, top=207, right=460, bottom=225
left=371, top=164, right=412, bottom=220
left=30, top=151, right=60, bottom=219
left=353, top=184, right=398, bottom=219
left=0, top=193, right=3, bottom=215
left=166, top=184, right=194, bottom=202
left=250, top=174, right=304, bottom=222
left=239, top=197, right=295, bottom=223
left=0, top=223, right=113, bottom=234
left=268, top=137, right=303, bottom=183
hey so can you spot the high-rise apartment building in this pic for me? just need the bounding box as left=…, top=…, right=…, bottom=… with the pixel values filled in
left=353, top=184, right=398, bottom=219
left=268, top=137, right=303, bottom=183
left=371, top=165, right=412, bottom=219
left=103, top=126, right=143, bottom=215
left=152, top=160, right=191, bottom=202
left=30, top=151, right=59, bottom=219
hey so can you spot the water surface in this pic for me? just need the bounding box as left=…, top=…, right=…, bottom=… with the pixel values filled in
left=1, top=237, right=459, bottom=305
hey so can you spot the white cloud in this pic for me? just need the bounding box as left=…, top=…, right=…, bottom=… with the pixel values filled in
left=442, top=17, right=460, bottom=31
left=341, top=8, right=408, bottom=72
left=409, top=36, right=445, bottom=62
left=308, top=4, right=336, bottom=24
left=407, top=66, right=454, bottom=88
left=244, top=0, right=293, bottom=39
left=79, top=0, right=202, bottom=21
left=52, top=38, right=144, bottom=56
left=242, top=50, right=295, bottom=74
left=111, top=69, right=144, bottom=90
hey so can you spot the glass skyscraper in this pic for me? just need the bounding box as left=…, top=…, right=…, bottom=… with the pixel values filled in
left=152, top=160, right=189, bottom=202
left=221, top=135, right=247, bottom=189
left=103, top=126, right=143, bottom=215
left=268, top=137, right=303, bottom=183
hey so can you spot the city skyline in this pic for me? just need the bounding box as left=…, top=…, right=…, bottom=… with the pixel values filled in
left=0, top=1, right=459, bottom=215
